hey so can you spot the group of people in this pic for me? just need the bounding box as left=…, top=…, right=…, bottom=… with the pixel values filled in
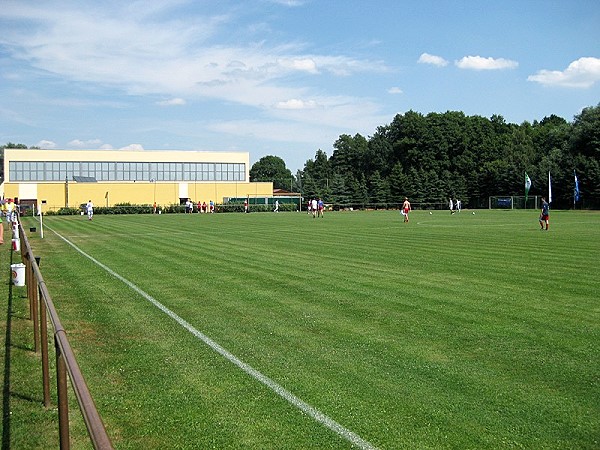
left=184, top=199, right=215, bottom=214
left=400, top=196, right=550, bottom=230
left=27, top=193, right=554, bottom=231
left=307, top=198, right=324, bottom=218
left=449, top=198, right=462, bottom=214
left=403, top=196, right=462, bottom=221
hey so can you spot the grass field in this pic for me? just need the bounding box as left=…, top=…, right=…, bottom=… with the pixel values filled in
left=5, top=209, right=600, bottom=449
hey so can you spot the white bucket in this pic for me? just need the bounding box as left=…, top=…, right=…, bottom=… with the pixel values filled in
left=11, top=263, right=25, bottom=287
left=12, top=238, right=20, bottom=252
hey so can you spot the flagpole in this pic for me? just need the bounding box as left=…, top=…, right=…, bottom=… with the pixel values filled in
left=524, top=172, right=531, bottom=209
left=548, top=171, right=552, bottom=205
left=573, top=170, right=579, bottom=211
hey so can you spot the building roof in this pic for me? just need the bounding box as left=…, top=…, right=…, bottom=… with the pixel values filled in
left=273, top=188, right=300, bottom=196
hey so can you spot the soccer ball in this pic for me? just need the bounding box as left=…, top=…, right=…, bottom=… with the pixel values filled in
left=429, top=211, right=432, bottom=215
left=472, top=211, right=475, bottom=215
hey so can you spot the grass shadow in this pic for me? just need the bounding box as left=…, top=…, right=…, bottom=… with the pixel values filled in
left=2, top=249, right=16, bottom=450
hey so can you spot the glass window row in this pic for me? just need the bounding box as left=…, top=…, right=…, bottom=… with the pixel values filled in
left=9, top=161, right=246, bottom=182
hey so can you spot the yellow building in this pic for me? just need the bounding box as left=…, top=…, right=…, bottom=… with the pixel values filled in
left=2, top=149, right=272, bottom=212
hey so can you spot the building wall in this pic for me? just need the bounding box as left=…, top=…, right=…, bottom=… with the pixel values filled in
left=2, top=149, right=272, bottom=210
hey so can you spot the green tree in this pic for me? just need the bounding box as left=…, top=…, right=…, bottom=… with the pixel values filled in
left=329, top=173, right=352, bottom=205
left=330, top=133, right=369, bottom=180
left=570, top=104, right=600, bottom=159
left=250, top=155, right=293, bottom=190
left=303, top=150, right=331, bottom=200
left=350, top=174, right=368, bottom=205
left=299, top=104, right=600, bottom=209
left=569, top=104, right=600, bottom=206
left=388, top=162, right=410, bottom=203
left=368, top=171, right=389, bottom=205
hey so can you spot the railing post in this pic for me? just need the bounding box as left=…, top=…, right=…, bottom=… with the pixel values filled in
left=31, top=259, right=40, bottom=353
left=20, top=216, right=113, bottom=449
left=56, top=335, right=71, bottom=450
left=40, top=286, right=51, bottom=408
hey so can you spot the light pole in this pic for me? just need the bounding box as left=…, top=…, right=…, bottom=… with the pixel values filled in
left=150, top=178, right=156, bottom=204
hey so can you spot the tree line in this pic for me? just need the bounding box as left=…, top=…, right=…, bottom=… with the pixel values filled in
left=4, top=103, right=599, bottom=209
left=253, top=103, right=600, bottom=209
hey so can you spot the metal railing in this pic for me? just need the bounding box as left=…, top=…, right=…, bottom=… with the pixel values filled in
left=15, top=217, right=113, bottom=449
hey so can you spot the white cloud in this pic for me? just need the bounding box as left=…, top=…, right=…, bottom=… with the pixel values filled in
left=100, top=144, right=114, bottom=150
left=455, top=56, right=518, bottom=70
left=418, top=53, right=449, bottom=67
left=0, top=2, right=391, bottom=152
left=527, top=57, right=600, bottom=88
left=278, top=58, right=318, bottom=74
left=0, top=4, right=385, bottom=106
left=156, top=98, right=187, bottom=106
left=119, top=144, right=145, bottom=151
left=275, top=99, right=318, bottom=109
left=209, top=119, right=327, bottom=144
left=36, top=140, right=57, bottom=149
left=211, top=95, right=388, bottom=144
left=68, top=139, right=103, bottom=148
left=388, top=87, right=403, bottom=94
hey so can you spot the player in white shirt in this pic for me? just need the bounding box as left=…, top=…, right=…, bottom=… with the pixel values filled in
left=86, top=200, right=94, bottom=220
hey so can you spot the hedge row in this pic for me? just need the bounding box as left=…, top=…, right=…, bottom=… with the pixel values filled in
left=45, top=202, right=300, bottom=215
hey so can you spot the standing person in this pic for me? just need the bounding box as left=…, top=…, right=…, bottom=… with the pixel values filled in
left=86, top=199, right=94, bottom=220
left=244, top=198, right=249, bottom=213
left=0, top=200, right=5, bottom=244
left=539, top=196, right=550, bottom=230
left=311, top=198, right=318, bottom=218
left=209, top=200, right=214, bottom=213
left=307, top=199, right=312, bottom=215
left=449, top=197, right=454, bottom=215
left=317, top=198, right=324, bottom=218
left=5, top=199, right=14, bottom=228
left=402, top=197, right=411, bottom=223
left=456, top=198, right=461, bottom=212
left=274, top=199, right=279, bottom=213
left=153, top=201, right=157, bottom=214
left=197, top=201, right=201, bottom=213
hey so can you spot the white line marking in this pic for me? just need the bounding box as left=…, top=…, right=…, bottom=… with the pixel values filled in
left=47, top=225, right=378, bottom=450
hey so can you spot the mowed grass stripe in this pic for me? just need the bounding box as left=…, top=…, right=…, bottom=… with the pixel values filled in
left=23, top=211, right=600, bottom=449
left=47, top=225, right=379, bottom=450
left=37, top=220, right=365, bottom=448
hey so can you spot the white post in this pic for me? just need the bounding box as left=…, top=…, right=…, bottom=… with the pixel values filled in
left=39, top=207, right=44, bottom=239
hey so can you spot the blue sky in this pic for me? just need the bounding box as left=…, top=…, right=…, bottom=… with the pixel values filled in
left=1, top=0, right=599, bottom=172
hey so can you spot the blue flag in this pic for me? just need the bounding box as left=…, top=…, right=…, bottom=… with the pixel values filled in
left=574, top=171, right=580, bottom=202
